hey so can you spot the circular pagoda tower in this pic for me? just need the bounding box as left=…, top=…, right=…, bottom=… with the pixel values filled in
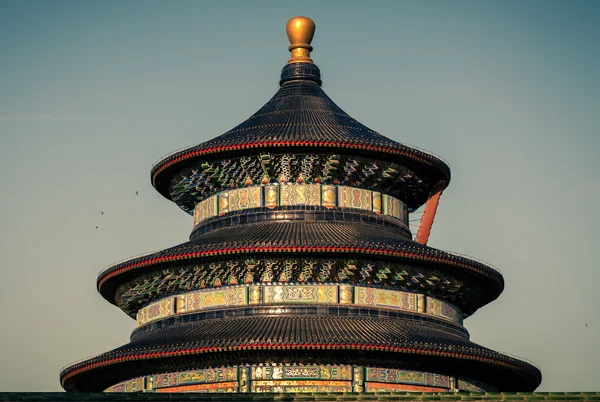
left=60, top=17, right=541, bottom=393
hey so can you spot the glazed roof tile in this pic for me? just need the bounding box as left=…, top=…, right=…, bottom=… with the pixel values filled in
left=99, top=221, right=500, bottom=282
left=97, top=221, right=504, bottom=315
left=151, top=68, right=450, bottom=201
left=60, top=316, right=541, bottom=392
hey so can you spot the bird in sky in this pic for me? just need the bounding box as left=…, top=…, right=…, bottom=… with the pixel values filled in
left=136, top=190, right=139, bottom=196
left=101, top=210, right=104, bottom=215
left=95, top=226, right=99, bottom=229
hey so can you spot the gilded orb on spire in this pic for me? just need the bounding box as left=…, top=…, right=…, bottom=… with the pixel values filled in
left=286, top=16, right=315, bottom=64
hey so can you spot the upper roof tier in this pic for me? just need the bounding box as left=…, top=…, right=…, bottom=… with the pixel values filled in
left=151, top=17, right=451, bottom=212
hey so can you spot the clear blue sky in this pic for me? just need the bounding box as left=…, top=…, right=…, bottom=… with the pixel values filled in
left=0, top=0, right=599, bottom=392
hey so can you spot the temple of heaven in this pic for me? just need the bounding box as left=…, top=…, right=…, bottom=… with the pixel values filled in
left=60, top=17, right=541, bottom=393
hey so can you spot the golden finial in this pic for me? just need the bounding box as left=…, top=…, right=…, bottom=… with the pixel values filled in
left=286, top=16, right=315, bottom=64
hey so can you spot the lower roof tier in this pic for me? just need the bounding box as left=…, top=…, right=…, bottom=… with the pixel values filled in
left=60, top=315, right=541, bottom=392
left=97, top=221, right=504, bottom=317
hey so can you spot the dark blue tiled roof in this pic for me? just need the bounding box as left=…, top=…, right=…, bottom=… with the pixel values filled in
left=151, top=63, right=450, bottom=204
left=60, top=316, right=541, bottom=392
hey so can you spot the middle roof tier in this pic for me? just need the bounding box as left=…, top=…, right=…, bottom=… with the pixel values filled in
left=97, top=220, right=503, bottom=318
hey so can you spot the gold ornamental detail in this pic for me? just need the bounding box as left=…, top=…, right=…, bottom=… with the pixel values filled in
left=136, top=284, right=463, bottom=327
left=286, top=16, right=316, bottom=64
left=193, top=183, right=407, bottom=229
left=105, top=364, right=495, bottom=393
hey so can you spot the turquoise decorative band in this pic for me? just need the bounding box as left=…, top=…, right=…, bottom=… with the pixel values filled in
left=193, top=184, right=407, bottom=228
left=104, top=365, right=495, bottom=393
left=136, top=284, right=463, bottom=327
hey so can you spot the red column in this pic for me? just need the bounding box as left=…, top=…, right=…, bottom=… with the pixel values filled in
left=415, top=181, right=446, bottom=245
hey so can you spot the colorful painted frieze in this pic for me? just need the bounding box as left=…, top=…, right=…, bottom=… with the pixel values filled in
left=424, top=372, right=451, bottom=388
left=263, top=284, right=338, bottom=304
left=106, top=377, right=145, bottom=393
left=175, top=286, right=247, bottom=314
left=321, top=184, right=337, bottom=208
left=132, top=377, right=145, bottom=392
left=192, top=184, right=406, bottom=228
left=251, top=380, right=351, bottom=393
left=136, top=297, right=174, bottom=326
left=372, top=191, right=382, bottom=214
left=251, top=365, right=351, bottom=381
left=104, top=366, right=481, bottom=394
left=217, top=192, right=229, bottom=215
left=321, top=365, right=352, bottom=381
left=205, top=196, right=217, bottom=219
left=280, top=183, right=321, bottom=206
left=177, top=370, right=208, bottom=385
left=365, top=368, right=450, bottom=388
left=426, top=296, right=462, bottom=324
left=152, top=367, right=237, bottom=390
left=354, top=287, right=417, bottom=311
left=194, top=196, right=218, bottom=226
left=367, top=368, right=420, bottom=385
left=228, top=186, right=262, bottom=212
left=382, top=194, right=402, bottom=219
left=239, top=367, right=250, bottom=392
left=152, top=373, right=178, bottom=389
left=137, top=284, right=464, bottom=327
left=264, top=184, right=279, bottom=209
left=194, top=202, right=202, bottom=226
left=417, top=294, right=426, bottom=312
left=248, top=285, right=262, bottom=304
left=338, top=186, right=372, bottom=211
left=353, top=366, right=365, bottom=392
left=339, top=284, right=354, bottom=304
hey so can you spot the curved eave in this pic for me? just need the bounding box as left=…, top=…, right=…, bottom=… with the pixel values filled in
left=62, top=344, right=540, bottom=391
left=60, top=316, right=540, bottom=392
left=151, top=141, right=451, bottom=203
left=150, top=70, right=452, bottom=209
left=96, top=242, right=504, bottom=316
left=98, top=244, right=501, bottom=290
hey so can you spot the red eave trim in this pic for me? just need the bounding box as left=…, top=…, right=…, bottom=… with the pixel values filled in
left=60, top=342, right=538, bottom=386
left=150, top=141, right=449, bottom=188
left=97, top=245, right=502, bottom=292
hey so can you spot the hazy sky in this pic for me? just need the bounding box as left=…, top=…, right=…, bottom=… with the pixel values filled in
left=1, top=0, right=599, bottom=392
